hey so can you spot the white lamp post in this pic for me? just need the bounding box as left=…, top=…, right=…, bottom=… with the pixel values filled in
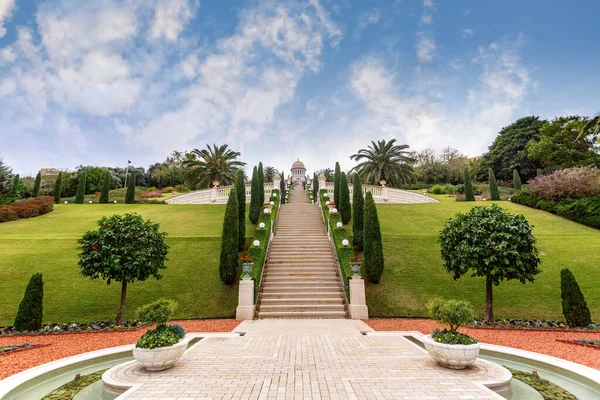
left=253, top=240, right=260, bottom=247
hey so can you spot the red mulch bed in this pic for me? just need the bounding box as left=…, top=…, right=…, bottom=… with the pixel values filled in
left=366, top=318, right=600, bottom=370
left=0, top=319, right=240, bottom=380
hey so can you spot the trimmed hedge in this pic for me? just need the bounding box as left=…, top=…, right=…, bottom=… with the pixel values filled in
left=14, top=273, right=44, bottom=332
left=363, top=191, right=384, bottom=283
left=235, top=170, right=246, bottom=251
left=464, top=169, right=474, bottom=201
left=511, top=189, right=600, bottom=230
left=219, top=187, right=239, bottom=284
left=53, top=172, right=62, bottom=204
left=339, top=172, right=351, bottom=225
left=560, top=269, right=592, bottom=327
left=352, top=174, right=364, bottom=250
left=99, top=171, right=110, bottom=204
left=75, top=171, right=87, bottom=204
left=0, top=196, right=54, bottom=223
left=125, top=172, right=136, bottom=204
left=32, top=172, right=41, bottom=198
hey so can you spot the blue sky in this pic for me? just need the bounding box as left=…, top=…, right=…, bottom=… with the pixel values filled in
left=0, top=0, right=598, bottom=177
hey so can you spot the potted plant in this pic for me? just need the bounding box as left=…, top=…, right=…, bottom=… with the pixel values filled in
left=349, top=256, right=362, bottom=278
left=133, top=299, right=186, bottom=371
left=422, top=298, right=479, bottom=370
left=240, top=255, right=254, bottom=279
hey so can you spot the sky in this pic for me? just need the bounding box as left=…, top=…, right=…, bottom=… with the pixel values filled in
left=0, top=0, right=598, bottom=177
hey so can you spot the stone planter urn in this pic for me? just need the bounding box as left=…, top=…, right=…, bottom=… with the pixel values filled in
left=350, top=262, right=362, bottom=278
left=133, top=340, right=187, bottom=371
left=242, top=262, right=254, bottom=279
left=421, top=334, right=480, bottom=370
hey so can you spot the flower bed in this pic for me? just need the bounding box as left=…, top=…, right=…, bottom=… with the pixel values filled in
left=0, top=196, right=54, bottom=223
left=472, top=318, right=599, bottom=331
left=0, top=320, right=147, bottom=336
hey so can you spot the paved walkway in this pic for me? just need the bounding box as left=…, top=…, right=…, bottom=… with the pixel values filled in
left=105, top=320, right=510, bottom=399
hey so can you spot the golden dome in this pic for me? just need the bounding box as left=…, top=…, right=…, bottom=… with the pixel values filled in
left=291, top=159, right=305, bottom=169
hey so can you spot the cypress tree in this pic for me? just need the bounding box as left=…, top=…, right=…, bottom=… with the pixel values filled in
left=219, top=187, right=239, bottom=284
left=352, top=174, right=364, bottom=250
left=464, top=169, right=475, bottom=201
left=488, top=168, right=500, bottom=201
left=363, top=192, right=384, bottom=283
left=249, top=166, right=260, bottom=224
left=334, top=162, right=341, bottom=206
left=53, top=172, right=62, bottom=204
left=258, top=162, right=265, bottom=208
left=14, top=273, right=44, bottom=332
left=280, top=171, right=286, bottom=205
left=125, top=172, right=136, bottom=204
left=313, top=173, right=319, bottom=203
left=235, top=170, right=246, bottom=251
left=10, top=174, right=20, bottom=197
left=99, top=171, right=110, bottom=203
left=75, top=171, right=86, bottom=204
left=560, top=269, right=592, bottom=327
left=32, top=172, right=41, bottom=197
left=513, top=169, right=522, bottom=191
left=340, top=172, right=351, bottom=224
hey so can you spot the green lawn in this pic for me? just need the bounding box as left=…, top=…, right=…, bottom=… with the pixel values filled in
left=369, top=195, right=600, bottom=320
left=0, top=204, right=255, bottom=326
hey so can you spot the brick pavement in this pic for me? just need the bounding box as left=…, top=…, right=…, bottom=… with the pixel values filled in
left=105, top=319, right=510, bottom=399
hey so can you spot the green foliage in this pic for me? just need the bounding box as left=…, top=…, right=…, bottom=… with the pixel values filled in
left=475, top=116, right=545, bottom=181
left=13, top=273, right=43, bottom=332
left=10, top=174, right=21, bottom=197
left=0, top=196, right=54, bottom=223
left=247, top=191, right=279, bottom=287
left=125, top=172, right=136, bottom=204
left=352, top=174, right=364, bottom=250
left=78, top=213, right=169, bottom=323
left=334, top=162, right=341, bottom=206
left=463, top=169, right=474, bottom=201
left=249, top=166, right=260, bottom=224
left=560, top=269, right=592, bottom=327
left=527, top=116, right=600, bottom=173
left=350, top=139, right=415, bottom=186
left=99, top=171, right=110, bottom=204
left=513, top=170, right=522, bottom=191
left=32, top=172, right=41, bottom=198
left=363, top=191, right=384, bottom=283
left=183, top=144, right=246, bottom=189
left=74, top=172, right=86, bottom=204
left=339, top=172, right=351, bottom=225
left=53, top=173, right=62, bottom=204
left=135, top=325, right=180, bottom=349
left=235, top=170, right=246, bottom=251
left=220, top=188, right=239, bottom=284
left=439, top=204, right=541, bottom=322
left=168, top=324, right=185, bottom=339
left=432, top=329, right=478, bottom=345
left=137, top=299, right=177, bottom=326
left=488, top=168, right=500, bottom=201
left=258, top=162, right=264, bottom=209
left=511, top=189, right=538, bottom=207
left=174, top=184, right=190, bottom=192
left=428, top=298, right=473, bottom=333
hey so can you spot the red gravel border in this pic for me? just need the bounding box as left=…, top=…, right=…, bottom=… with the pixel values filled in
left=0, top=319, right=240, bottom=380
left=365, top=318, right=600, bottom=370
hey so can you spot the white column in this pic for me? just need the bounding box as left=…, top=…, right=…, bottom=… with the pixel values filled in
left=318, top=173, right=326, bottom=190
left=210, top=187, right=217, bottom=203
left=236, top=278, right=255, bottom=320
left=348, top=278, right=369, bottom=319
left=273, top=173, right=281, bottom=193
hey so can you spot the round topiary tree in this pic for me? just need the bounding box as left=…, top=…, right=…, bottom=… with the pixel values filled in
left=339, top=172, right=351, bottom=225
left=463, top=169, right=474, bottom=201
left=14, top=273, right=44, bottom=332
left=439, top=204, right=541, bottom=323
left=234, top=170, right=246, bottom=251
left=363, top=191, right=384, bottom=283
left=560, top=268, right=591, bottom=327
left=219, top=187, right=239, bottom=284
left=352, top=174, right=364, bottom=250
left=488, top=168, right=500, bottom=201
left=78, top=213, right=169, bottom=325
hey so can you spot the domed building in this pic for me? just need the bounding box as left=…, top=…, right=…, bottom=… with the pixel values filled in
left=290, top=159, right=307, bottom=186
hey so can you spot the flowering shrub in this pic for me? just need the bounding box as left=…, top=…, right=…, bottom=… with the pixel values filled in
left=0, top=196, right=54, bottom=223
left=137, top=190, right=164, bottom=199
left=528, top=167, right=600, bottom=200
left=472, top=318, right=598, bottom=330
left=350, top=256, right=361, bottom=263
left=1, top=320, right=145, bottom=335
left=239, top=255, right=254, bottom=264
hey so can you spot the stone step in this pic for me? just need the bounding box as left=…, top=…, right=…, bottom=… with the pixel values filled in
left=260, top=298, right=343, bottom=305
left=261, top=285, right=342, bottom=292
left=266, top=266, right=337, bottom=272
left=257, top=311, right=347, bottom=319
left=265, top=270, right=338, bottom=276
left=262, top=281, right=340, bottom=288
left=263, top=276, right=339, bottom=283
left=260, top=292, right=344, bottom=299
left=258, top=304, right=345, bottom=312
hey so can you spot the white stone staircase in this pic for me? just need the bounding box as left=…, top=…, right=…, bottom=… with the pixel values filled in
left=256, top=188, right=347, bottom=319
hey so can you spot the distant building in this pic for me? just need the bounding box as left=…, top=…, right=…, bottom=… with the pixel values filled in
left=290, top=159, right=307, bottom=186
left=40, top=168, right=61, bottom=176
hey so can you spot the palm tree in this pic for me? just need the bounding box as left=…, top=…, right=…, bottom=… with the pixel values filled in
left=350, top=139, right=415, bottom=186
left=264, top=166, right=276, bottom=183
left=575, top=112, right=600, bottom=144
left=319, top=168, right=334, bottom=182
left=183, top=144, right=246, bottom=189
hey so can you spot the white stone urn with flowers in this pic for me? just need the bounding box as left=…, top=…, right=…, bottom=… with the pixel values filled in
left=422, top=298, right=480, bottom=370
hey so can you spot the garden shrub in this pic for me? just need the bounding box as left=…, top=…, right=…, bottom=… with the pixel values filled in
left=136, top=324, right=180, bottom=349
left=0, top=196, right=54, bottom=223
left=235, top=170, right=246, bottom=251
left=258, top=162, right=264, bottom=207
left=0, top=207, right=18, bottom=222
left=560, top=269, right=592, bottom=327
left=137, top=299, right=177, bottom=325
left=135, top=300, right=181, bottom=349
left=402, top=184, right=433, bottom=190
left=511, top=189, right=539, bottom=207
left=363, top=191, right=384, bottom=283
left=535, top=199, right=556, bottom=212
left=352, top=174, right=364, bottom=250
left=99, top=171, right=110, bottom=203
left=488, top=168, right=500, bottom=200
left=430, top=184, right=442, bottom=194
left=428, top=298, right=478, bottom=345
left=219, top=188, right=239, bottom=284
left=32, top=172, right=41, bottom=198
left=10, top=174, right=20, bottom=197
left=334, top=162, right=341, bottom=206
left=168, top=324, right=185, bottom=339
left=125, top=172, right=136, bottom=204
left=513, top=169, right=522, bottom=191
left=174, top=184, right=190, bottom=192
left=14, top=273, right=44, bottom=332
left=75, top=171, right=86, bottom=204
left=339, top=172, right=351, bottom=225
left=163, top=186, right=174, bottom=193
left=53, top=172, right=62, bottom=204
left=463, top=169, right=474, bottom=201
left=442, top=184, right=456, bottom=194
left=249, top=166, right=260, bottom=224
left=528, top=167, right=600, bottom=200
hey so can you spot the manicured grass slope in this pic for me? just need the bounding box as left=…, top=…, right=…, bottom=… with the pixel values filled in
left=0, top=205, right=255, bottom=326
left=370, top=195, right=600, bottom=320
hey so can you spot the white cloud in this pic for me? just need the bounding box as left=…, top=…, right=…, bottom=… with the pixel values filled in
left=416, top=32, right=436, bottom=63
left=420, top=15, right=432, bottom=25
left=420, top=0, right=435, bottom=25
left=150, top=0, right=198, bottom=41
left=0, top=0, right=15, bottom=38
left=358, top=8, right=381, bottom=29
left=462, top=28, right=473, bottom=39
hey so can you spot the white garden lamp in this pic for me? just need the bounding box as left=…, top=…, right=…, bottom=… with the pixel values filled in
left=253, top=240, right=260, bottom=247
left=64, top=201, right=68, bottom=204
left=263, top=208, right=270, bottom=214
left=114, top=200, right=117, bottom=204
left=270, top=201, right=274, bottom=205
left=89, top=200, right=93, bottom=204
left=342, top=239, right=349, bottom=247
left=259, top=222, right=265, bottom=229
left=336, top=222, right=343, bottom=228
left=326, top=201, right=330, bottom=205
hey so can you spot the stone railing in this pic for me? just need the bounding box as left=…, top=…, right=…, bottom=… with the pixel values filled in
left=167, top=182, right=276, bottom=205
left=319, top=182, right=437, bottom=204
